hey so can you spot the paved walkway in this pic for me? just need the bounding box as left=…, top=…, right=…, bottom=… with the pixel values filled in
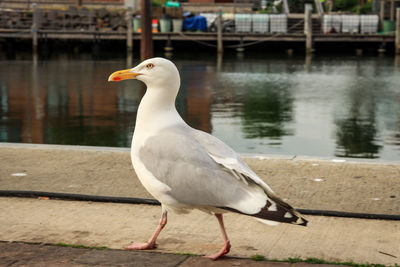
left=0, top=144, right=399, bottom=266
left=0, top=242, right=344, bottom=267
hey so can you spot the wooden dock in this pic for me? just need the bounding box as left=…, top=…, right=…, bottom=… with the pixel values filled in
left=0, top=6, right=398, bottom=54
left=0, top=29, right=395, bottom=43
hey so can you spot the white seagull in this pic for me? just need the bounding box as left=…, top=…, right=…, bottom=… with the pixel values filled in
left=108, top=57, right=308, bottom=260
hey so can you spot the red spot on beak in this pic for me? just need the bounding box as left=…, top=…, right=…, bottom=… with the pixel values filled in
left=113, top=76, right=122, bottom=81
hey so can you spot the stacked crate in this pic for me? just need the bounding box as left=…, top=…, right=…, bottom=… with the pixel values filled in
left=323, top=14, right=341, bottom=33
left=341, top=15, right=359, bottom=33
left=235, top=14, right=252, bottom=32
left=360, top=15, right=379, bottom=33
left=270, top=14, right=287, bottom=33
left=252, top=14, right=269, bottom=33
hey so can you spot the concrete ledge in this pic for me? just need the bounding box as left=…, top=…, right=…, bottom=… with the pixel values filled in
left=1, top=143, right=399, bottom=214
left=2, top=142, right=399, bottom=164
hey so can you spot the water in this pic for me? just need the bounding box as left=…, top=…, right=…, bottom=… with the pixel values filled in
left=1, top=52, right=400, bottom=161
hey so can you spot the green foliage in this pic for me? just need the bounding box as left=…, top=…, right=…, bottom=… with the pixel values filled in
left=55, top=242, right=108, bottom=250
left=250, top=254, right=266, bottom=261
left=272, top=257, right=396, bottom=267
left=287, top=0, right=314, bottom=13
left=176, top=252, right=198, bottom=257
left=334, top=0, right=359, bottom=11
left=357, top=1, right=373, bottom=14
left=251, top=255, right=400, bottom=267
left=335, top=0, right=372, bottom=14
left=152, top=0, right=167, bottom=7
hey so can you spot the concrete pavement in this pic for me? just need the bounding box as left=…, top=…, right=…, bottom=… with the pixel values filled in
left=0, top=242, right=346, bottom=267
left=0, top=143, right=399, bottom=266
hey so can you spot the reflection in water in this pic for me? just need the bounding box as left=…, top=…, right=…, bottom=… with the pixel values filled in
left=334, top=60, right=385, bottom=158
left=335, top=117, right=381, bottom=158
left=241, top=81, right=293, bottom=142
left=1, top=53, right=400, bottom=160
left=0, top=60, right=142, bottom=146
left=395, top=55, right=400, bottom=70
left=334, top=82, right=381, bottom=158
left=305, top=54, right=312, bottom=73
left=179, top=64, right=213, bottom=133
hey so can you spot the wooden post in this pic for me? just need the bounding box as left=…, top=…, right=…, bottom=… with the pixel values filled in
left=372, top=0, right=379, bottom=13
left=217, top=7, right=223, bottom=54
left=396, top=8, right=400, bottom=54
left=390, top=0, right=395, bottom=21
left=164, top=35, right=173, bottom=52
left=126, top=7, right=133, bottom=54
left=305, top=4, right=313, bottom=54
left=380, top=0, right=385, bottom=31
left=140, top=0, right=153, bottom=60
left=282, top=0, right=290, bottom=14
left=32, top=4, right=39, bottom=54
left=314, top=0, right=323, bottom=17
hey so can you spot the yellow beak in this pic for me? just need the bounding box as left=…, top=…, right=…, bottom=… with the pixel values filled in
left=108, top=69, right=141, bottom=82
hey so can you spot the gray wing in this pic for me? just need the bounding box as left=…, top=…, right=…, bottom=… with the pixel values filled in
left=191, top=129, right=274, bottom=192
left=139, top=125, right=308, bottom=226
left=138, top=125, right=268, bottom=214
left=192, top=129, right=308, bottom=225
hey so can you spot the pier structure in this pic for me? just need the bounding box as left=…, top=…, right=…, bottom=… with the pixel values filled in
left=0, top=2, right=399, bottom=55
left=397, top=7, right=400, bottom=54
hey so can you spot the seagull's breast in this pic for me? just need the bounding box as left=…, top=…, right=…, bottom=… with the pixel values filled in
left=131, top=143, right=175, bottom=205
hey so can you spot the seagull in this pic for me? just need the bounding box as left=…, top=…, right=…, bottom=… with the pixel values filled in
left=108, top=57, right=308, bottom=260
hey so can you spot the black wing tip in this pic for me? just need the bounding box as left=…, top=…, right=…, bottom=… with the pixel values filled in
left=297, top=217, right=308, bottom=227
left=220, top=206, right=309, bottom=226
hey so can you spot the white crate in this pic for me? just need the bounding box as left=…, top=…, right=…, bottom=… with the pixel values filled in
left=341, top=15, right=359, bottom=33
left=360, top=15, right=379, bottom=33
left=235, top=14, right=252, bottom=32
left=252, top=14, right=269, bottom=33
left=323, top=14, right=341, bottom=33
left=270, top=14, right=287, bottom=33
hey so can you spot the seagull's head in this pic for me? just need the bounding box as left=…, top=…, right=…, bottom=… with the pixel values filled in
left=108, top=57, right=180, bottom=90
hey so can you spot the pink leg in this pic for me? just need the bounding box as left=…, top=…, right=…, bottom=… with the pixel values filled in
left=204, top=213, right=231, bottom=260
left=124, top=209, right=167, bottom=250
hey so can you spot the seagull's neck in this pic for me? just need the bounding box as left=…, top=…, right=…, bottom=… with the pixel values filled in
left=134, top=86, right=186, bottom=139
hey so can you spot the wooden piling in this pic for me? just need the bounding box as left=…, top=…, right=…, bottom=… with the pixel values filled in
left=305, top=53, right=312, bottom=72
left=32, top=4, right=39, bottom=55
left=164, top=35, right=173, bottom=52
left=390, top=0, right=395, bottom=21
left=126, top=7, right=133, bottom=54
left=140, top=0, right=153, bottom=60
left=396, top=8, right=400, bottom=54
left=380, top=0, right=385, bottom=31
left=305, top=4, right=313, bottom=54
left=217, top=52, right=223, bottom=72
left=313, top=0, right=323, bottom=17
left=217, top=7, right=223, bottom=54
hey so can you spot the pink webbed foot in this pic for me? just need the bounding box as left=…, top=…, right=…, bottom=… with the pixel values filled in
left=203, top=240, right=231, bottom=260
left=124, top=242, right=157, bottom=250
left=124, top=210, right=167, bottom=251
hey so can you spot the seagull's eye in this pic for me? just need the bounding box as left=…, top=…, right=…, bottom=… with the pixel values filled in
left=146, top=63, right=154, bottom=69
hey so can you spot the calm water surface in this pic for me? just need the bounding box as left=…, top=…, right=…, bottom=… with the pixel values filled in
left=1, top=53, right=400, bottom=161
